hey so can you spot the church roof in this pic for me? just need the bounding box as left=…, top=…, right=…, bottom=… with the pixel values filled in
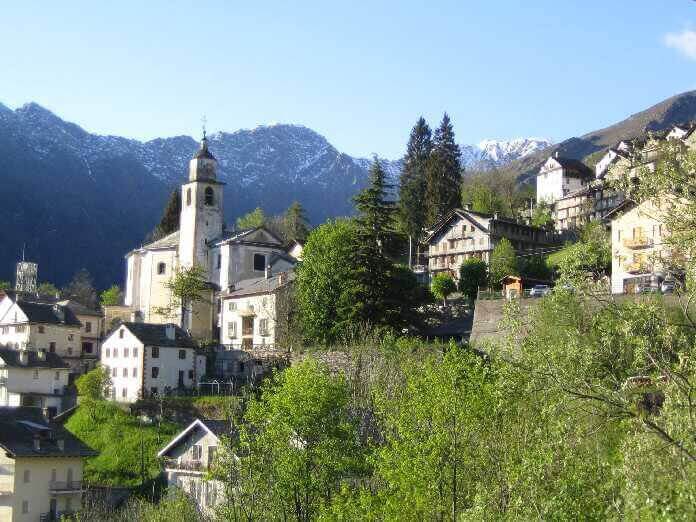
left=210, top=226, right=284, bottom=247
left=136, top=230, right=180, bottom=253
left=193, top=136, right=216, bottom=161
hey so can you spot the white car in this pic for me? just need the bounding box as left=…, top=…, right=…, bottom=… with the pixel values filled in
left=529, top=284, right=551, bottom=297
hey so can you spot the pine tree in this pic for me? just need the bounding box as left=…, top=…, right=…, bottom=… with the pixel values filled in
left=341, top=158, right=396, bottom=326
left=425, top=113, right=462, bottom=225
left=284, top=201, right=310, bottom=243
left=398, top=117, right=432, bottom=244
left=148, top=190, right=181, bottom=241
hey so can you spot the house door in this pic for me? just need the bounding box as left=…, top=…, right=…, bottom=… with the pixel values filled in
left=49, top=498, right=57, bottom=518
left=178, top=370, right=185, bottom=388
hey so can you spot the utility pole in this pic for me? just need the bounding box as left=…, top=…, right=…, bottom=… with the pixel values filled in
left=408, top=235, right=413, bottom=268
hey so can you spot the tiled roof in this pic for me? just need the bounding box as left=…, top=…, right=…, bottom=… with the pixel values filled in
left=57, top=299, right=103, bottom=318
left=140, top=230, right=180, bottom=251
left=0, top=407, right=98, bottom=458
left=223, top=271, right=295, bottom=298
left=120, top=322, right=197, bottom=349
left=553, top=157, right=593, bottom=175
left=0, top=348, right=69, bottom=369
left=16, top=301, right=82, bottom=327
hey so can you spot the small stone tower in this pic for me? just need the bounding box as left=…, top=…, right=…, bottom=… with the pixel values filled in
left=179, top=132, right=225, bottom=272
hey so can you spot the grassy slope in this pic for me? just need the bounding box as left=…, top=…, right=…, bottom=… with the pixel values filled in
left=64, top=401, right=181, bottom=487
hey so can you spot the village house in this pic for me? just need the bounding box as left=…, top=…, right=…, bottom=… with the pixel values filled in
left=123, top=133, right=294, bottom=341
left=100, top=322, right=205, bottom=402
left=0, top=348, right=70, bottom=415
left=0, top=407, right=97, bottom=522
left=426, top=208, right=559, bottom=279
left=0, top=294, right=84, bottom=377
left=219, top=270, right=295, bottom=350
left=608, top=198, right=672, bottom=294
left=157, top=418, right=230, bottom=514
left=536, top=153, right=593, bottom=206
left=57, top=300, right=104, bottom=374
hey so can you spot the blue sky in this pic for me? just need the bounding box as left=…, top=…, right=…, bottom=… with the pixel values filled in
left=1, top=1, right=695, bottom=158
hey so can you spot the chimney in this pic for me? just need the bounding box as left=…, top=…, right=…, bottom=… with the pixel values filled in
left=18, top=350, right=29, bottom=366
left=265, top=265, right=272, bottom=280
left=165, top=324, right=175, bottom=340
left=37, top=349, right=46, bottom=361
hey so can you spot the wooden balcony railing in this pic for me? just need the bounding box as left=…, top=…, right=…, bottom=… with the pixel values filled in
left=624, top=262, right=650, bottom=274
left=622, top=237, right=653, bottom=249
left=49, top=480, right=83, bottom=492
left=162, top=458, right=205, bottom=472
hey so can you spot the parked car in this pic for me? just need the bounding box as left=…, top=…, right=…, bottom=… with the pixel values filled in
left=661, top=280, right=676, bottom=294
left=636, top=284, right=659, bottom=294
left=529, top=284, right=551, bottom=297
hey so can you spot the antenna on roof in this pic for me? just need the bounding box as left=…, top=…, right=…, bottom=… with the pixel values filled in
left=21, top=243, right=26, bottom=262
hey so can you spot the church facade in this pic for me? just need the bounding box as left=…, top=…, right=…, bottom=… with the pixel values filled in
left=124, top=134, right=296, bottom=340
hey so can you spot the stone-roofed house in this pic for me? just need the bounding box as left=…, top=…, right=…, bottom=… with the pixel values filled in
left=219, top=271, right=295, bottom=350
left=57, top=300, right=104, bottom=375
left=0, top=406, right=97, bottom=522
left=123, top=133, right=295, bottom=341
left=536, top=153, right=594, bottom=206
left=425, top=208, right=560, bottom=279
left=0, top=294, right=84, bottom=376
left=0, top=348, right=70, bottom=414
left=158, top=418, right=232, bottom=515
left=100, top=322, right=206, bottom=403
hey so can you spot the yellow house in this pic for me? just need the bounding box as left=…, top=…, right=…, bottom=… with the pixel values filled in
left=608, top=199, right=671, bottom=294
left=0, top=407, right=97, bottom=522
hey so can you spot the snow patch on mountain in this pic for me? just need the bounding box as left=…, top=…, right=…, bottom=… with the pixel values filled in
left=461, top=138, right=554, bottom=170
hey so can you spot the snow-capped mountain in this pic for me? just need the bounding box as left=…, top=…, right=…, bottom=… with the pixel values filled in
left=460, top=138, right=554, bottom=171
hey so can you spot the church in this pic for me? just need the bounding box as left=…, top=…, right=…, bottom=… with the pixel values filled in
left=123, top=133, right=297, bottom=340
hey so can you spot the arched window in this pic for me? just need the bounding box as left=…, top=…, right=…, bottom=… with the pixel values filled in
left=204, top=187, right=214, bottom=206
left=186, top=188, right=192, bottom=206
left=157, top=262, right=166, bottom=275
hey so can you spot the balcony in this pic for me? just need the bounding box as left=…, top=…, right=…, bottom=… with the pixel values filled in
left=162, top=458, right=205, bottom=472
left=624, top=262, right=650, bottom=275
left=622, top=237, right=653, bottom=249
left=49, top=480, right=83, bottom=493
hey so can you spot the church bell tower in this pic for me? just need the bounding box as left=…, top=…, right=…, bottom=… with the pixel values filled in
left=178, top=131, right=224, bottom=272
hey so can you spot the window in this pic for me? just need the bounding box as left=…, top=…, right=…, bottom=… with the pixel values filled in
left=68, top=334, right=74, bottom=341
left=38, top=325, right=45, bottom=334
left=192, top=444, right=202, bottom=460
left=178, top=349, right=186, bottom=360
left=82, top=342, right=93, bottom=354
left=188, top=369, right=194, bottom=379
left=15, top=325, right=26, bottom=333
left=105, top=348, right=110, bottom=358
left=259, top=318, right=269, bottom=336
left=23, top=469, right=30, bottom=483
left=22, top=500, right=29, bottom=514
left=150, top=387, right=158, bottom=396
left=67, top=347, right=73, bottom=356
left=124, top=348, right=129, bottom=357
left=253, top=253, right=266, bottom=272
left=204, top=187, right=214, bottom=206
left=113, top=348, right=118, bottom=357
left=133, top=347, right=138, bottom=357
left=122, top=388, right=127, bottom=398
left=151, top=346, right=159, bottom=358
left=186, top=188, right=192, bottom=206
left=54, top=371, right=60, bottom=381
left=132, top=368, right=138, bottom=377
left=227, top=321, right=237, bottom=339
left=51, top=469, right=56, bottom=482
left=122, top=368, right=128, bottom=377
left=112, top=368, right=117, bottom=377
left=217, top=254, right=222, bottom=269
left=85, top=321, right=92, bottom=333
left=1, top=327, right=7, bottom=335
left=119, top=329, right=124, bottom=339
left=157, top=262, right=166, bottom=275
left=33, top=370, right=39, bottom=380
left=151, top=367, right=159, bottom=378
left=228, top=301, right=236, bottom=311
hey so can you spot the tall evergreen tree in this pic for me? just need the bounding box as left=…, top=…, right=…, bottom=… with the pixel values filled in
left=425, top=113, right=462, bottom=225
left=340, top=158, right=397, bottom=327
left=398, top=117, right=432, bottom=244
left=148, top=190, right=181, bottom=242
left=284, top=201, right=310, bottom=243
